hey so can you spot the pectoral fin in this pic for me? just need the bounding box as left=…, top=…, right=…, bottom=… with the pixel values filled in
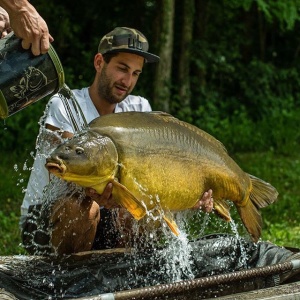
left=112, top=181, right=147, bottom=220
left=160, top=210, right=180, bottom=236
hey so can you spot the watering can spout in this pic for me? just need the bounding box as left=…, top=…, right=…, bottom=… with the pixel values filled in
left=0, top=33, right=64, bottom=119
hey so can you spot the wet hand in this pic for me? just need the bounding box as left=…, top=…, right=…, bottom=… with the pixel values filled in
left=193, top=189, right=213, bottom=212
left=86, top=183, right=120, bottom=209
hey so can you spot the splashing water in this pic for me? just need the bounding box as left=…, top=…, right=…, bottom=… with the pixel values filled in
left=160, top=230, right=195, bottom=282
left=21, top=84, right=88, bottom=256
left=112, top=189, right=253, bottom=284
left=111, top=195, right=199, bottom=284
left=57, top=84, right=88, bottom=131
left=229, top=219, right=250, bottom=267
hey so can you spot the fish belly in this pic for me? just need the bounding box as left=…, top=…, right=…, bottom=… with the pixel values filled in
left=118, top=153, right=250, bottom=212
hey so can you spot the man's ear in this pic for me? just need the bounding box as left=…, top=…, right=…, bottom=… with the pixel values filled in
left=94, top=53, right=104, bottom=71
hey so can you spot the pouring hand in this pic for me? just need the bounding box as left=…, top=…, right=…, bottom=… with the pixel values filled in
left=7, top=2, right=54, bottom=55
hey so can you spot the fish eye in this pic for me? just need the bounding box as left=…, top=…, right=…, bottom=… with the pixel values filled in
left=75, top=147, right=84, bottom=155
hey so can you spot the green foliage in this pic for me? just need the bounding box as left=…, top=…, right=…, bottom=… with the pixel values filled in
left=262, top=221, right=300, bottom=248
left=227, top=0, right=300, bottom=30
left=191, top=104, right=300, bottom=155
left=256, top=0, right=300, bottom=30
left=0, top=98, right=47, bottom=154
left=0, top=211, right=25, bottom=255
left=0, top=153, right=31, bottom=255
left=234, top=151, right=300, bottom=248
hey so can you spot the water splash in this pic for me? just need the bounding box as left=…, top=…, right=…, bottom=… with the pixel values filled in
left=161, top=230, right=195, bottom=282
left=229, top=219, right=250, bottom=267
left=111, top=197, right=200, bottom=285
left=21, top=84, right=88, bottom=256
left=57, top=83, right=88, bottom=131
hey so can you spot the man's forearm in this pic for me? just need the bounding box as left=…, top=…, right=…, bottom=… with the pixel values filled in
left=0, top=0, right=25, bottom=14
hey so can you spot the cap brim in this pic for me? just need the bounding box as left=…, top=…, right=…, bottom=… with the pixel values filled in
left=104, top=49, right=160, bottom=63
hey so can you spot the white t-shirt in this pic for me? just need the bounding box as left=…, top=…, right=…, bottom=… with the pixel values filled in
left=20, top=87, right=152, bottom=226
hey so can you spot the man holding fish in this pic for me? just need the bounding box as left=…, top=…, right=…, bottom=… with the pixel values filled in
left=20, top=27, right=213, bottom=255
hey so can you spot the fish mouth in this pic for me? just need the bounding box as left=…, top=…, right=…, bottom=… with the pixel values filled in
left=45, top=158, right=66, bottom=175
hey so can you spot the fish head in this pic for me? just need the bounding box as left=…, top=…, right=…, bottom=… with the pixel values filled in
left=45, top=130, right=118, bottom=188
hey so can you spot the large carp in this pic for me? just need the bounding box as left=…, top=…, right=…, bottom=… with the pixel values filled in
left=45, top=111, right=278, bottom=242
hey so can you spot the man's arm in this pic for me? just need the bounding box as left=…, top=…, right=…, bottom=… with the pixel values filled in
left=0, top=0, right=53, bottom=55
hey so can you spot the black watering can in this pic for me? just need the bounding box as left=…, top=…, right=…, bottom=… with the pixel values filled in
left=0, top=32, right=64, bottom=119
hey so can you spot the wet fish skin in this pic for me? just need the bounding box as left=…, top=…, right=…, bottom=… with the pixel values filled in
left=45, top=111, right=278, bottom=241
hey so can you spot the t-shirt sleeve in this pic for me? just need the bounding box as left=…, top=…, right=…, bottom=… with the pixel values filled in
left=116, top=95, right=153, bottom=112
left=140, top=97, right=152, bottom=111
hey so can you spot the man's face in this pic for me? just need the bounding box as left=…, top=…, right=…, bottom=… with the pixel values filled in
left=97, top=52, right=144, bottom=104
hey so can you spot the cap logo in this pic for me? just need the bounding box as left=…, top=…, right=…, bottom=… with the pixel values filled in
left=128, top=35, right=143, bottom=50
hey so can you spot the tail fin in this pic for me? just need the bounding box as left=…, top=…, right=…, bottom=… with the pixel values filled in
left=237, top=174, right=278, bottom=242
left=248, top=174, right=279, bottom=208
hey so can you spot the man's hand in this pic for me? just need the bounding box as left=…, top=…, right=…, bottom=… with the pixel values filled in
left=10, top=3, right=54, bottom=56
left=0, top=7, right=11, bottom=38
left=86, top=183, right=120, bottom=209
left=0, top=2, right=54, bottom=55
left=193, top=189, right=213, bottom=213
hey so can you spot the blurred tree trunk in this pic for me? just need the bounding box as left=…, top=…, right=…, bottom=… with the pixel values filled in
left=177, top=0, right=195, bottom=111
left=193, top=0, right=209, bottom=91
left=152, top=0, right=175, bottom=112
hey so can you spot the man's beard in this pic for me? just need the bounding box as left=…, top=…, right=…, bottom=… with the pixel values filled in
left=97, top=66, right=130, bottom=104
